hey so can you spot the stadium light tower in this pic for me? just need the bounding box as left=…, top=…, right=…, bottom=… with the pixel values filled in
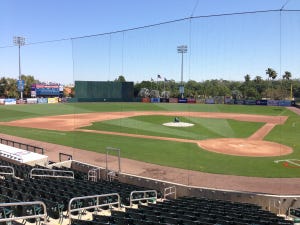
left=13, top=36, right=25, bottom=100
left=177, top=45, right=187, bottom=98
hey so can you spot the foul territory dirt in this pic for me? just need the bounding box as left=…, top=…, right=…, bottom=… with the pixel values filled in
left=1, top=110, right=299, bottom=194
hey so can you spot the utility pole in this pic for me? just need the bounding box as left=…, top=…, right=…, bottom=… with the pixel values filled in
left=13, top=36, right=25, bottom=100
left=177, top=45, right=187, bottom=99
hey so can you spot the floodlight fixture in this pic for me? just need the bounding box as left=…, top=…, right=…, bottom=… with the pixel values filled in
left=13, top=36, right=25, bottom=46
left=177, top=45, right=188, bottom=54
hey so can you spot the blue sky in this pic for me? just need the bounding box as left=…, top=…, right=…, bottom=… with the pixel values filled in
left=1, top=0, right=300, bottom=84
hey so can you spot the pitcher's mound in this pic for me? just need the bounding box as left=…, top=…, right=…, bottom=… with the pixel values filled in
left=198, top=138, right=293, bottom=157
left=163, top=122, right=194, bottom=127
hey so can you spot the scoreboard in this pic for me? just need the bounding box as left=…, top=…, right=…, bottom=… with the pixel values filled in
left=31, top=84, right=63, bottom=97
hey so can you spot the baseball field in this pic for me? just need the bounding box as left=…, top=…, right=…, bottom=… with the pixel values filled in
left=0, top=102, right=299, bottom=179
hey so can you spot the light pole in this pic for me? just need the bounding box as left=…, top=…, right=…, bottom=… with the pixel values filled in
left=177, top=45, right=187, bottom=98
left=13, top=36, right=25, bottom=100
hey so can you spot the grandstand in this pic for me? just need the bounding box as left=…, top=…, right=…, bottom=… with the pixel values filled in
left=0, top=138, right=298, bottom=225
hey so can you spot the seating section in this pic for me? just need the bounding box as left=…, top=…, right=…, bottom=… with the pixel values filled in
left=0, top=166, right=159, bottom=225
left=0, top=193, right=43, bottom=224
left=71, top=197, right=293, bottom=225
left=0, top=158, right=294, bottom=225
left=0, top=158, right=86, bottom=179
left=0, top=158, right=32, bottom=179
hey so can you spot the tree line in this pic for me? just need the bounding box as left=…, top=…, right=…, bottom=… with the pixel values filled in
left=134, top=69, right=300, bottom=100
left=0, top=69, right=299, bottom=100
left=0, top=75, right=37, bottom=98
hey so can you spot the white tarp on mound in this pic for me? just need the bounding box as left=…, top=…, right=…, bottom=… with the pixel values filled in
left=0, top=143, right=48, bottom=165
left=163, top=122, right=194, bottom=127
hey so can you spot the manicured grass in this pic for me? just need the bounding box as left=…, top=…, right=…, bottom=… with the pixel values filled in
left=0, top=103, right=299, bottom=178
left=266, top=109, right=300, bottom=150
left=0, top=123, right=299, bottom=177
left=0, top=103, right=289, bottom=122
left=83, top=115, right=263, bottom=140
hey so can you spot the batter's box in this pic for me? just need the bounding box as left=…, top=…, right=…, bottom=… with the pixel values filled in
left=274, top=159, right=300, bottom=168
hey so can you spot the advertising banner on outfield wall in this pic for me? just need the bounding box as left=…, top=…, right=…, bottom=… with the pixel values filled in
left=234, top=100, right=244, bottom=105
left=151, top=98, right=160, bottom=103
left=224, top=97, right=232, bottom=104
left=244, top=100, right=257, bottom=105
left=27, top=98, right=38, bottom=104
left=278, top=100, right=292, bottom=106
left=187, top=98, right=196, bottom=103
left=267, top=100, right=279, bottom=106
left=205, top=98, right=215, bottom=104
left=214, top=96, right=224, bottom=104
left=169, top=98, right=178, bottom=103
left=160, top=98, right=169, bottom=103
left=256, top=100, right=268, bottom=105
left=178, top=98, right=188, bottom=103
left=4, top=98, right=16, bottom=105
left=48, top=98, right=59, bottom=104
left=141, top=98, right=150, bottom=103
left=37, top=98, right=48, bottom=104
left=0, top=99, right=4, bottom=105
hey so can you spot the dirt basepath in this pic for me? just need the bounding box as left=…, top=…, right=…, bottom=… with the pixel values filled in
left=248, top=123, right=277, bottom=140
left=287, top=106, right=300, bottom=115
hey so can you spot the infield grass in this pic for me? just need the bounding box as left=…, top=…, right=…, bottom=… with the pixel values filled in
left=82, top=115, right=263, bottom=140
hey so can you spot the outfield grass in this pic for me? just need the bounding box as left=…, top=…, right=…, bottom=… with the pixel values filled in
left=0, top=102, right=288, bottom=122
left=0, top=103, right=299, bottom=178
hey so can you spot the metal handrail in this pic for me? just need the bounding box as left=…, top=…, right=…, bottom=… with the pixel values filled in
left=0, top=201, right=47, bottom=223
left=0, top=165, right=15, bottom=177
left=0, top=137, right=44, bottom=154
left=129, top=190, right=157, bottom=207
left=88, top=168, right=100, bottom=182
left=68, top=193, right=120, bottom=222
left=164, top=186, right=176, bottom=199
left=29, top=168, right=74, bottom=179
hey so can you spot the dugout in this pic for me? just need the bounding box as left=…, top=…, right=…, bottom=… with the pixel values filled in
left=75, top=81, right=134, bottom=102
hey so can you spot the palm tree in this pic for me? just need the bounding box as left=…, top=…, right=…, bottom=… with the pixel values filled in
left=265, top=68, right=277, bottom=99
left=254, top=76, right=263, bottom=98
left=282, top=71, right=292, bottom=99
left=244, top=74, right=251, bottom=83
left=243, top=74, right=251, bottom=99
left=254, top=76, right=262, bottom=83
left=283, top=71, right=292, bottom=80
left=266, top=68, right=273, bottom=80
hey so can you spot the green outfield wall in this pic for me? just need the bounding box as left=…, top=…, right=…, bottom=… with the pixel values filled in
left=75, top=81, right=134, bottom=102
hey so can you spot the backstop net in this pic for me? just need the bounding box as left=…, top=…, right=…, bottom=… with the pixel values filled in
left=2, top=6, right=300, bottom=191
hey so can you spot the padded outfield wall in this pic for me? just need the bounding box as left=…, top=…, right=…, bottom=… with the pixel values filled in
left=75, top=81, right=134, bottom=102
